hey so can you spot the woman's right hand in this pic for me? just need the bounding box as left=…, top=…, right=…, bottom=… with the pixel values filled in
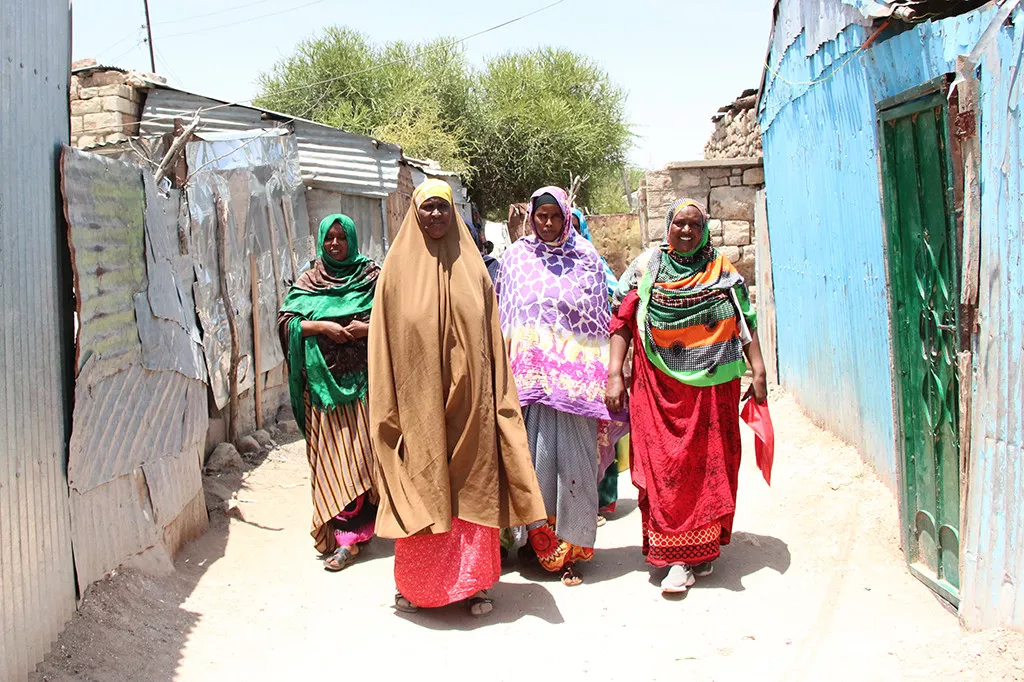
left=605, top=372, right=626, bottom=413
left=319, top=321, right=354, bottom=344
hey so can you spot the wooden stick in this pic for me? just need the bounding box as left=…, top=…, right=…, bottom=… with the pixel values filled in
left=215, top=192, right=241, bottom=443
left=266, top=200, right=284, bottom=309
left=281, top=195, right=300, bottom=279
left=155, top=115, right=199, bottom=185
left=250, top=252, right=264, bottom=431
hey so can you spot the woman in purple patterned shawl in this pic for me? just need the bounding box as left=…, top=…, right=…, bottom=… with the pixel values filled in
left=495, top=186, right=613, bottom=586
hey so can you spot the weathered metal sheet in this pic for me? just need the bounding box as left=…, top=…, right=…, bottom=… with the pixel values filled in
left=138, top=174, right=206, bottom=380
left=304, top=189, right=386, bottom=265
left=139, top=88, right=401, bottom=197
left=760, top=0, right=1021, bottom=628
left=959, top=19, right=1024, bottom=631
left=68, top=360, right=205, bottom=493
left=185, top=134, right=302, bottom=408
left=61, top=148, right=147, bottom=380
left=0, top=2, right=77, bottom=678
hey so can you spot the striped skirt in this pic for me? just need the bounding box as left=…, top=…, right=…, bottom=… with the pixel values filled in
left=523, top=404, right=599, bottom=571
left=304, top=393, right=376, bottom=554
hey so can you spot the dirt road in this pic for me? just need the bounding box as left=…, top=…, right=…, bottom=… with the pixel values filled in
left=33, top=392, right=1024, bottom=681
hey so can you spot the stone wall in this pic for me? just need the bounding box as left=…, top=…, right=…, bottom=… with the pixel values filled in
left=69, top=61, right=158, bottom=149
left=643, top=159, right=764, bottom=292
left=704, top=89, right=762, bottom=160
left=584, top=213, right=643, bottom=277
left=385, top=163, right=415, bottom=243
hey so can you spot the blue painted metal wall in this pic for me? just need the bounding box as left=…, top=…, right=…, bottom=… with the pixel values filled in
left=760, top=0, right=1023, bottom=629
left=760, top=8, right=987, bottom=488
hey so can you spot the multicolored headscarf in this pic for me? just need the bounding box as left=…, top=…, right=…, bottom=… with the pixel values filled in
left=572, top=208, right=618, bottom=299
left=279, top=214, right=378, bottom=434
left=615, top=197, right=756, bottom=387
left=496, top=187, right=613, bottom=420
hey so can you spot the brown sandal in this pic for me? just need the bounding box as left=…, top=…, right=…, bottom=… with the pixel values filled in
left=561, top=562, right=583, bottom=587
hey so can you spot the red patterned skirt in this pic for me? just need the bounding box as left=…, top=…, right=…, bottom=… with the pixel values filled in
left=394, top=518, right=501, bottom=608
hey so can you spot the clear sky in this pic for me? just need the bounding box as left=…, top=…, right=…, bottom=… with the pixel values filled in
left=72, top=0, right=774, bottom=168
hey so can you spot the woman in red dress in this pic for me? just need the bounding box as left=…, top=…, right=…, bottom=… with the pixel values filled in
left=605, top=198, right=767, bottom=593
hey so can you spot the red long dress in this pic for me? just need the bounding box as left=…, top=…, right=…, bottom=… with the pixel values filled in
left=612, top=290, right=743, bottom=567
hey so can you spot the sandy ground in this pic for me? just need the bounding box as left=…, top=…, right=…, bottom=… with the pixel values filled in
left=32, top=391, right=1024, bottom=682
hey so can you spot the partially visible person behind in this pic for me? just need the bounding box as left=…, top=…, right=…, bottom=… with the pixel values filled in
left=369, top=179, right=546, bottom=616
left=605, top=198, right=768, bottom=594
left=571, top=208, right=625, bottom=524
left=278, top=214, right=380, bottom=573
left=496, top=187, right=615, bottom=587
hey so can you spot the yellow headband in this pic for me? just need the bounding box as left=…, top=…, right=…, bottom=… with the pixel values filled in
left=413, top=179, right=454, bottom=208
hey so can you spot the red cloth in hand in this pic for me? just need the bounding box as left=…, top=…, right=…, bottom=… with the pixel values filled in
left=740, top=398, right=774, bottom=486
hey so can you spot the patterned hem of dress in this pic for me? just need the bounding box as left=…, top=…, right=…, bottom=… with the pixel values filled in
left=642, top=520, right=723, bottom=568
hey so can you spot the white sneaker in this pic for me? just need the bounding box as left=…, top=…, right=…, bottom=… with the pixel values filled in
left=660, top=565, right=696, bottom=593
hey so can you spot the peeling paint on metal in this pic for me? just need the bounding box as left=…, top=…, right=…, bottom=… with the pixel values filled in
left=760, top=0, right=1024, bottom=629
left=0, top=2, right=77, bottom=678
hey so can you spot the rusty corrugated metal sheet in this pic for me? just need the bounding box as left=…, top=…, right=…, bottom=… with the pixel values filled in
left=959, top=20, right=1024, bottom=631
left=0, top=1, right=77, bottom=679
left=61, top=150, right=209, bottom=595
left=138, top=88, right=401, bottom=198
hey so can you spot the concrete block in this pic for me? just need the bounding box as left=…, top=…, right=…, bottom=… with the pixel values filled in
left=743, top=167, right=765, bottom=185
left=97, top=84, right=132, bottom=98
left=708, top=219, right=723, bottom=236
left=710, top=177, right=729, bottom=187
left=729, top=176, right=742, bottom=186
left=710, top=186, right=756, bottom=222
left=101, top=95, right=137, bottom=115
left=78, top=86, right=99, bottom=100
left=722, top=220, right=751, bottom=246
left=70, top=116, right=84, bottom=134
left=76, top=135, right=99, bottom=149
left=719, top=245, right=741, bottom=264
left=71, top=97, right=102, bottom=115
left=83, top=111, right=123, bottom=131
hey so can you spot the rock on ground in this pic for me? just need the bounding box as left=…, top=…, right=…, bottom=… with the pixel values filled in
left=205, top=443, right=243, bottom=472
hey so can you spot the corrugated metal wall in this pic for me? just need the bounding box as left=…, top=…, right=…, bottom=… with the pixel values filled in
left=0, top=0, right=77, bottom=678
left=761, top=0, right=1024, bottom=629
left=759, top=8, right=988, bottom=487
left=139, top=89, right=401, bottom=198
left=959, top=16, right=1024, bottom=631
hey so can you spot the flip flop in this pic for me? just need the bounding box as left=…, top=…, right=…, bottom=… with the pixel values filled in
left=395, top=593, right=419, bottom=613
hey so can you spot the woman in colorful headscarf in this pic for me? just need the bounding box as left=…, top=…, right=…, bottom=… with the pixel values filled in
left=570, top=208, right=624, bottom=523
left=495, top=187, right=618, bottom=587
left=369, top=179, right=545, bottom=616
left=278, top=214, right=379, bottom=572
left=605, top=198, right=767, bottom=594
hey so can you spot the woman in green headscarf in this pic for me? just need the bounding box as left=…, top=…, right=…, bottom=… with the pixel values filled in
left=278, top=214, right=380, bottom=572
left=605, top=198, right=767, bottom=595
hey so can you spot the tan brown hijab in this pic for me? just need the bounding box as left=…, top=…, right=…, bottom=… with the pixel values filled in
left=369, top=180, right=545, bottom=538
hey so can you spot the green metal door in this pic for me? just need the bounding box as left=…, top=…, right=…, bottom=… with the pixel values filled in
left=878, top=86, right=961, bottom=605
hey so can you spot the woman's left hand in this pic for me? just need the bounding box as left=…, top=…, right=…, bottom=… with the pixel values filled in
left=743, top=372, right=768, bottom=404
left=346, top=320, right=370, bottom=339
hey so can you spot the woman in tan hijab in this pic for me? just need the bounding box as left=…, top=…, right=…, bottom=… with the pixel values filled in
left=369, top=179, right=545, bottom=617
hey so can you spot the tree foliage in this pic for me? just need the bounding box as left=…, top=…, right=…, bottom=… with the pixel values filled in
left=255, top=29, right=632, bottom=212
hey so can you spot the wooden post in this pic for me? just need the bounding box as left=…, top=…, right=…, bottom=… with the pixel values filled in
left=266, top=200, right=284, bottom=308
left=250, top=253, right=264, bottom=430
left=281, top=195, right=300, bottom=279
left=215, top=193, right=241, bottom=443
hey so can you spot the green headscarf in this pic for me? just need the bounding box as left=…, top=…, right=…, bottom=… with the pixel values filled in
left=280, top=214, right=377, bottom=434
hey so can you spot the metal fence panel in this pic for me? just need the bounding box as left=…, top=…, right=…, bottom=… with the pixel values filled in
left=0, top=0, right=76, bottom=678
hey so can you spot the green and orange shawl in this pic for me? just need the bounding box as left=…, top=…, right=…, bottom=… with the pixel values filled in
left=614, top=198, right=757, bottom=387
left=278, top=214, right=378, bottom=434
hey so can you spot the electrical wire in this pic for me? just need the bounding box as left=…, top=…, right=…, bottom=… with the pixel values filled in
left=154, top=0, right=282, bottom=25
left=160, top=0, right=330, bottom=40
left=95, top=26, right=144, bottom=61
left=763, top=19, right=890, bottom=88
left=76, top=0, right=570, bottom=137
left=153, top=44, right=187, bottom=87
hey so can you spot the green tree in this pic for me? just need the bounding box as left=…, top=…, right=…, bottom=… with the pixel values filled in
left=255, top=27, right=476, bottom=177
left=471, top=48, right=631, bottom=213
left=255, top=30, right=633, bottom=211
